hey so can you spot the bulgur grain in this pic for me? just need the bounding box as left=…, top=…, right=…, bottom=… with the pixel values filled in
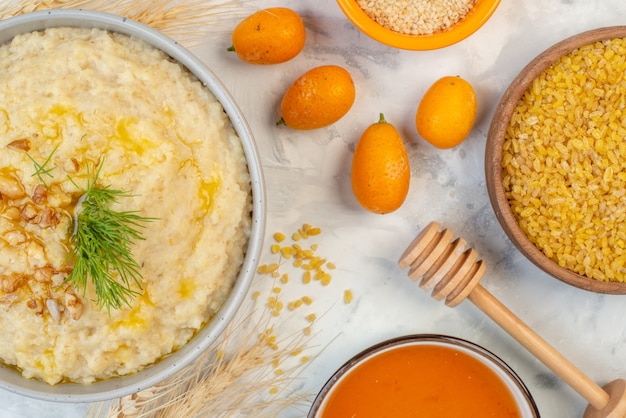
left=356, top=0, right=477, bottom=36
left=344, top=289, right=353, bottom=304
left=257, top=263, right=279, bottom=275
left=253, top=223, right=347, bottom=382
left=503, top=37, right=626, bottom=282
left=281, top=246, right=293, bottom=258
left=321, top=273, right=332, bottom=286
left=273, top=232, right=286, bottom=242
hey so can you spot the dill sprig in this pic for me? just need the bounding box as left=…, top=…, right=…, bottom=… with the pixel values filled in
left=27, top=144, right=58, bottom=186
left=66, top=162, right=155, bottom=312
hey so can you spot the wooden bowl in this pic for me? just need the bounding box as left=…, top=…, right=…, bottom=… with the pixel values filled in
left=485, top=26, right=626, bottom=294
left=335, top=0, right=500, bottom=50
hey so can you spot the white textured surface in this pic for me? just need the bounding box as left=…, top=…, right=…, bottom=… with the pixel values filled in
left=4, top=0, right=626, bottom=417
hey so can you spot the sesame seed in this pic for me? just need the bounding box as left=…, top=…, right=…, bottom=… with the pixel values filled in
left=356, top=0, right=477, bottom=36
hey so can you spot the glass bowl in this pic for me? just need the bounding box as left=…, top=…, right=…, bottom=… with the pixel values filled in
left=309, top=334, right=539, bottom=417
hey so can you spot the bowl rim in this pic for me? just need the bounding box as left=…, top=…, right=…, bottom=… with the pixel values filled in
left=308, top=334, right=539, bottom=417
left=335, top=0, right=501, bottom=50
left=0, top=8, right=266, bottom=402
left=485, top=26, right=626, bottom=294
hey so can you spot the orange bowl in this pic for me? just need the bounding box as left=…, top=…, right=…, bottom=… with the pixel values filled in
left=336, top=0, right=500, bottom=50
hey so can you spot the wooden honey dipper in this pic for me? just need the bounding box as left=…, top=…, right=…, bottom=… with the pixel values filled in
left=398, top=221, right=626, bottom=418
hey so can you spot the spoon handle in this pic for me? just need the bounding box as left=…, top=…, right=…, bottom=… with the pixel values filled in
left=468, top=284, right=609, bottom=410
left=399, top=222, right=626, bottom=417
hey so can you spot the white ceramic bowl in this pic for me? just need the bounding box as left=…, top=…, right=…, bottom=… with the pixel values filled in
left=0, top=9, right=265, bottom=402
left=309, top=334, right=539, bottom=417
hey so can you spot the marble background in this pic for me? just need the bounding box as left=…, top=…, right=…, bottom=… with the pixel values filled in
left=3, top=0, right=626, bottom=417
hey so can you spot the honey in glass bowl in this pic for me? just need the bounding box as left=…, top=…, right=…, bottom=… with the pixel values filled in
left=309, top=334, right=539, bottom=417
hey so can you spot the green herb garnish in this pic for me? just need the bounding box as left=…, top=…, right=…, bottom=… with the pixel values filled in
left=27, top=144, right=58, bottom=186
left=66, top=162, right=155, bottom=312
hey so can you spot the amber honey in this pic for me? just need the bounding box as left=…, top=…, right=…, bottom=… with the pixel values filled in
left=310, top=336, right=538, bottom=418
